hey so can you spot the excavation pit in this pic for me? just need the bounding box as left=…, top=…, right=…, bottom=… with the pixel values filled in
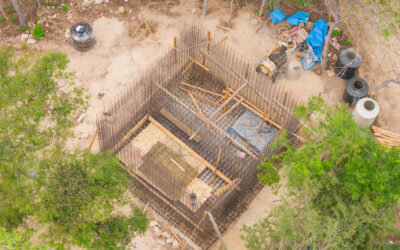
left=97, top=26, right=301, bottom=249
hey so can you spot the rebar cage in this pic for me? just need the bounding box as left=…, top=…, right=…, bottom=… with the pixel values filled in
left=97, top=26, right=301, bottom=249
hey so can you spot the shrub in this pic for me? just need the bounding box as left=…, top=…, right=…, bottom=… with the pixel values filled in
left=343, top=40, right=351, bottom=46
left=33, top=24, right=45, bottom=39
left=332, top=29, right=341, bottom=36
left=62, top=6, right=68, bottom=12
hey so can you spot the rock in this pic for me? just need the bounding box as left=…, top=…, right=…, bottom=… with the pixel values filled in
left=172, top=239, right=179, bottom=248
left=161, top=232, right=171, bottom=239
left=155, top=230, right=162, bottom=237
left=332, top=54, right=338, bottom=61
left=149, top=220, right=158, bottom=227
left=119, top=6, right=125, bottom=13
left=45, top=22, right=49, bottom=28
left=98, top=92, right=105, bottom=99
left=166, top=238, right=173, bottom=244
left=153, top=226, right=160, bottom=232
left=65, top=29, right=71, bottom=38
left=20, top=34, right=29, bottom=41
left=250, top=17, right=258, bottom=25
left=330, top=37, right=341, bottom=51
left=26, top=38, right=36, bottom=44
left=156, top=239, right=166, bottom=246
left=327, top=70, right=335, bottom=77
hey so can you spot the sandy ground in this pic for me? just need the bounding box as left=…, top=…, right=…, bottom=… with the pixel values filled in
left=2, top=0, right=399, bottom=249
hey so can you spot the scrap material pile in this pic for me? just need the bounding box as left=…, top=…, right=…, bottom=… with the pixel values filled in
left=97, top=26, right=301, bottom=249
left=372, top=126, right=400, bottom=148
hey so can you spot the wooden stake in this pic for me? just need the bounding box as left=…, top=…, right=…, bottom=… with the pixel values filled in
left=180, top=81, right=224, bottom=97
left=179, top=87, right=221, bottom=106
left=181, top=61, right=194, bottom=75
left=173, top=37, right=177, bottom=63
left=143, top=203, right=149, bottom=213
left=170, top=158, right=185, bottom=172
left=165, top=221, right=182, bottom=243
left=214, top=98, right=244, bottom=124
left=258, top=108, right=269, bottom=133
left=88, top=128, right=99, bottom=150
left=212, top=148, right=223, bottom=183
left=223, top=86, right=229, bottom=112
left=200, top=31, right=211, bottom=83
left=143, top=19, right=156, bottom=41
left=214, top=179, right=238, bottom=197
left=131, top=20, right=144, bottom=37
left=245, top=64, right=250, bottom=79
left=189, top=57, right=210, bottom=71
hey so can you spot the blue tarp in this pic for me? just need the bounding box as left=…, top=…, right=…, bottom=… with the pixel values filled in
left=286, top=11, right=309, bottom=26
left=305, top=19, right=328, bottom=59
left=268, top=8, right=286, bottom=24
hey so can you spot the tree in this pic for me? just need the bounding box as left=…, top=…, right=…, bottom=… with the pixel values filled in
left=243, top=97, right=400, bottom=249
left=10, top=0, right=26, bottom=27
left=202, top=0, right=208, bottom=17
left=0, top=47, right=148, bottom=248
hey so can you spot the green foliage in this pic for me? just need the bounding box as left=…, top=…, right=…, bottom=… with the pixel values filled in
left=10, top=15, right=17, bottom=23
left=0, top=47, right=84, bottom=228
left=0, top=17, right=6, bottom=23
left=332, top=29, right=341, bottom=36
left=296, top=0, right=312, bottom=8
left=21, top=43, right=27, bottom=50
left=248, top=97, right=400, bottom=249
left=33, top=24, right=45, bottom=39
left=343, top=40, right=351, bottom=46
left=62, top=6, right=69, bottom=12
left=0, top=227, right=33, bottom=249
left=39, top=150, right=148, bottom=248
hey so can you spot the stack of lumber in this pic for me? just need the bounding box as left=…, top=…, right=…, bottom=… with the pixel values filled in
left=371, top=126, right=400, bottom=147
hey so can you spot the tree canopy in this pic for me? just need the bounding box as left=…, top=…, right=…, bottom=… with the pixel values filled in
left=243, top=97, right=400, bottom=249
left=0, top=47, right=148, bottom=248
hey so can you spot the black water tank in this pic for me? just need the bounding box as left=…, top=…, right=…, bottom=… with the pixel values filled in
left=269, top=46, right=287, bottom=68
left=334, top=48, right=362, bottom=79
left=70, top=22, right=95, bottom=52
left=343, top=77, right=369, bottom=107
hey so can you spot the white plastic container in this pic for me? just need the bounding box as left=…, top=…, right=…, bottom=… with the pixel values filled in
left=352, top=98, right=379, bottom=127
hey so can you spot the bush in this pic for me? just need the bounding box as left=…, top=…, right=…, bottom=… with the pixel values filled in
left=33, top=24, right=45, bottom=39
left=332, top=29, right=341, bottom=36
left=62, top=6, right=68, bottom=12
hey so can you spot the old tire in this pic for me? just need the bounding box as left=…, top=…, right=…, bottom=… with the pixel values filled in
left=343, top=77, right=369, bottom=107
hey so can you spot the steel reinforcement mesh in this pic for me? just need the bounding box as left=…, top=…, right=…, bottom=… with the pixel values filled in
left=97, top=26, right=301, bottom=249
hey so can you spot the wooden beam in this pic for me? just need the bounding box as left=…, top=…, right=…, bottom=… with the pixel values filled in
left=131, top=20, right=144, bottom=37
left=181, top=61, right=194, bottom=75
left=190, top=82, right=248, bottom=140
left=143, top=19, right=156, bottom=41
left=189, top=57, right=210, bottom=72
left=143, top=203, right=149, bottom=213
left=214, top=179, right=239, bottom=197
left=214, top=98, right=244, bottom=124
left=148, top=116, right=232, bottom=184
left=165, top=221, right=182, bottom=243
left=160, top=108, right=201, bottom=142
left=112, top=115, right=149, bottom=152
left=153, top=81, right=259, bottom=160
left=189, top=93, right=204, bottom=117
left=179, top=87, right=221, bottom=106
left=180, top=81, right=224, bottom=97
left=212, top=148, right=223, bottom=183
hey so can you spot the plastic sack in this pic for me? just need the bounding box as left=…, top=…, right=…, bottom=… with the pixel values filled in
left=305, top=19, right=328, bottom=59
left=302, top=44, right=319, bottom=71
left=286, top=11, right=310, bottom=26
left=268, top=8, right=286, bottom=24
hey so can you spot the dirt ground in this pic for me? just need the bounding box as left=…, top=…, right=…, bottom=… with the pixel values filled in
left=1, top=0, right=399, bottom=249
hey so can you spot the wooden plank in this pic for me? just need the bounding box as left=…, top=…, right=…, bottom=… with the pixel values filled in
left=180, top=81, right=224, bottom=97
left=165, top=221, right=182, bottom=243
left=214, top=179, right=239, bottom=197
left=88, top=128, right=99, bottom=150
left=112, top=115, right=149, bottom=152
left=143, top=203, right=149, bottom=213
left=131, top=20, right=144, bottom=37
left=189, top=57, right=210, bottom=71
left=214, top=98, right=244, bottom=124
left=181, top=61, right=194, bottom=75
left=148, top=116, right=232, bottom=184
left=189, top=93, right=204, bottom=117
left=179, top=87, right=221, bottom=106
left=160, top=108, right=201, bottom=142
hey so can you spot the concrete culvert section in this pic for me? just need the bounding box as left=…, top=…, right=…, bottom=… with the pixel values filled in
left=352, top=98, right=380, bottom=127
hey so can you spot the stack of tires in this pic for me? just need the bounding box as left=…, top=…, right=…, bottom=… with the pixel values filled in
left=70, top=22, right=95, bottom=52
left=334, top=48, right=362, bottom=79
left=343, top=77, right=369, bottom=107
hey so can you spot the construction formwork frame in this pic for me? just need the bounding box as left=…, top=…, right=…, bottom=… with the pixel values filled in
left=97, top=26, right=301, bottom=249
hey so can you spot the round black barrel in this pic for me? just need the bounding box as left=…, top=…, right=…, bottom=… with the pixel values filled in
left=343, top=77, right=369, bottom=107
left=334, top=48, right=362, bottom=79
left=70, top=22, right=95, bottom=52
